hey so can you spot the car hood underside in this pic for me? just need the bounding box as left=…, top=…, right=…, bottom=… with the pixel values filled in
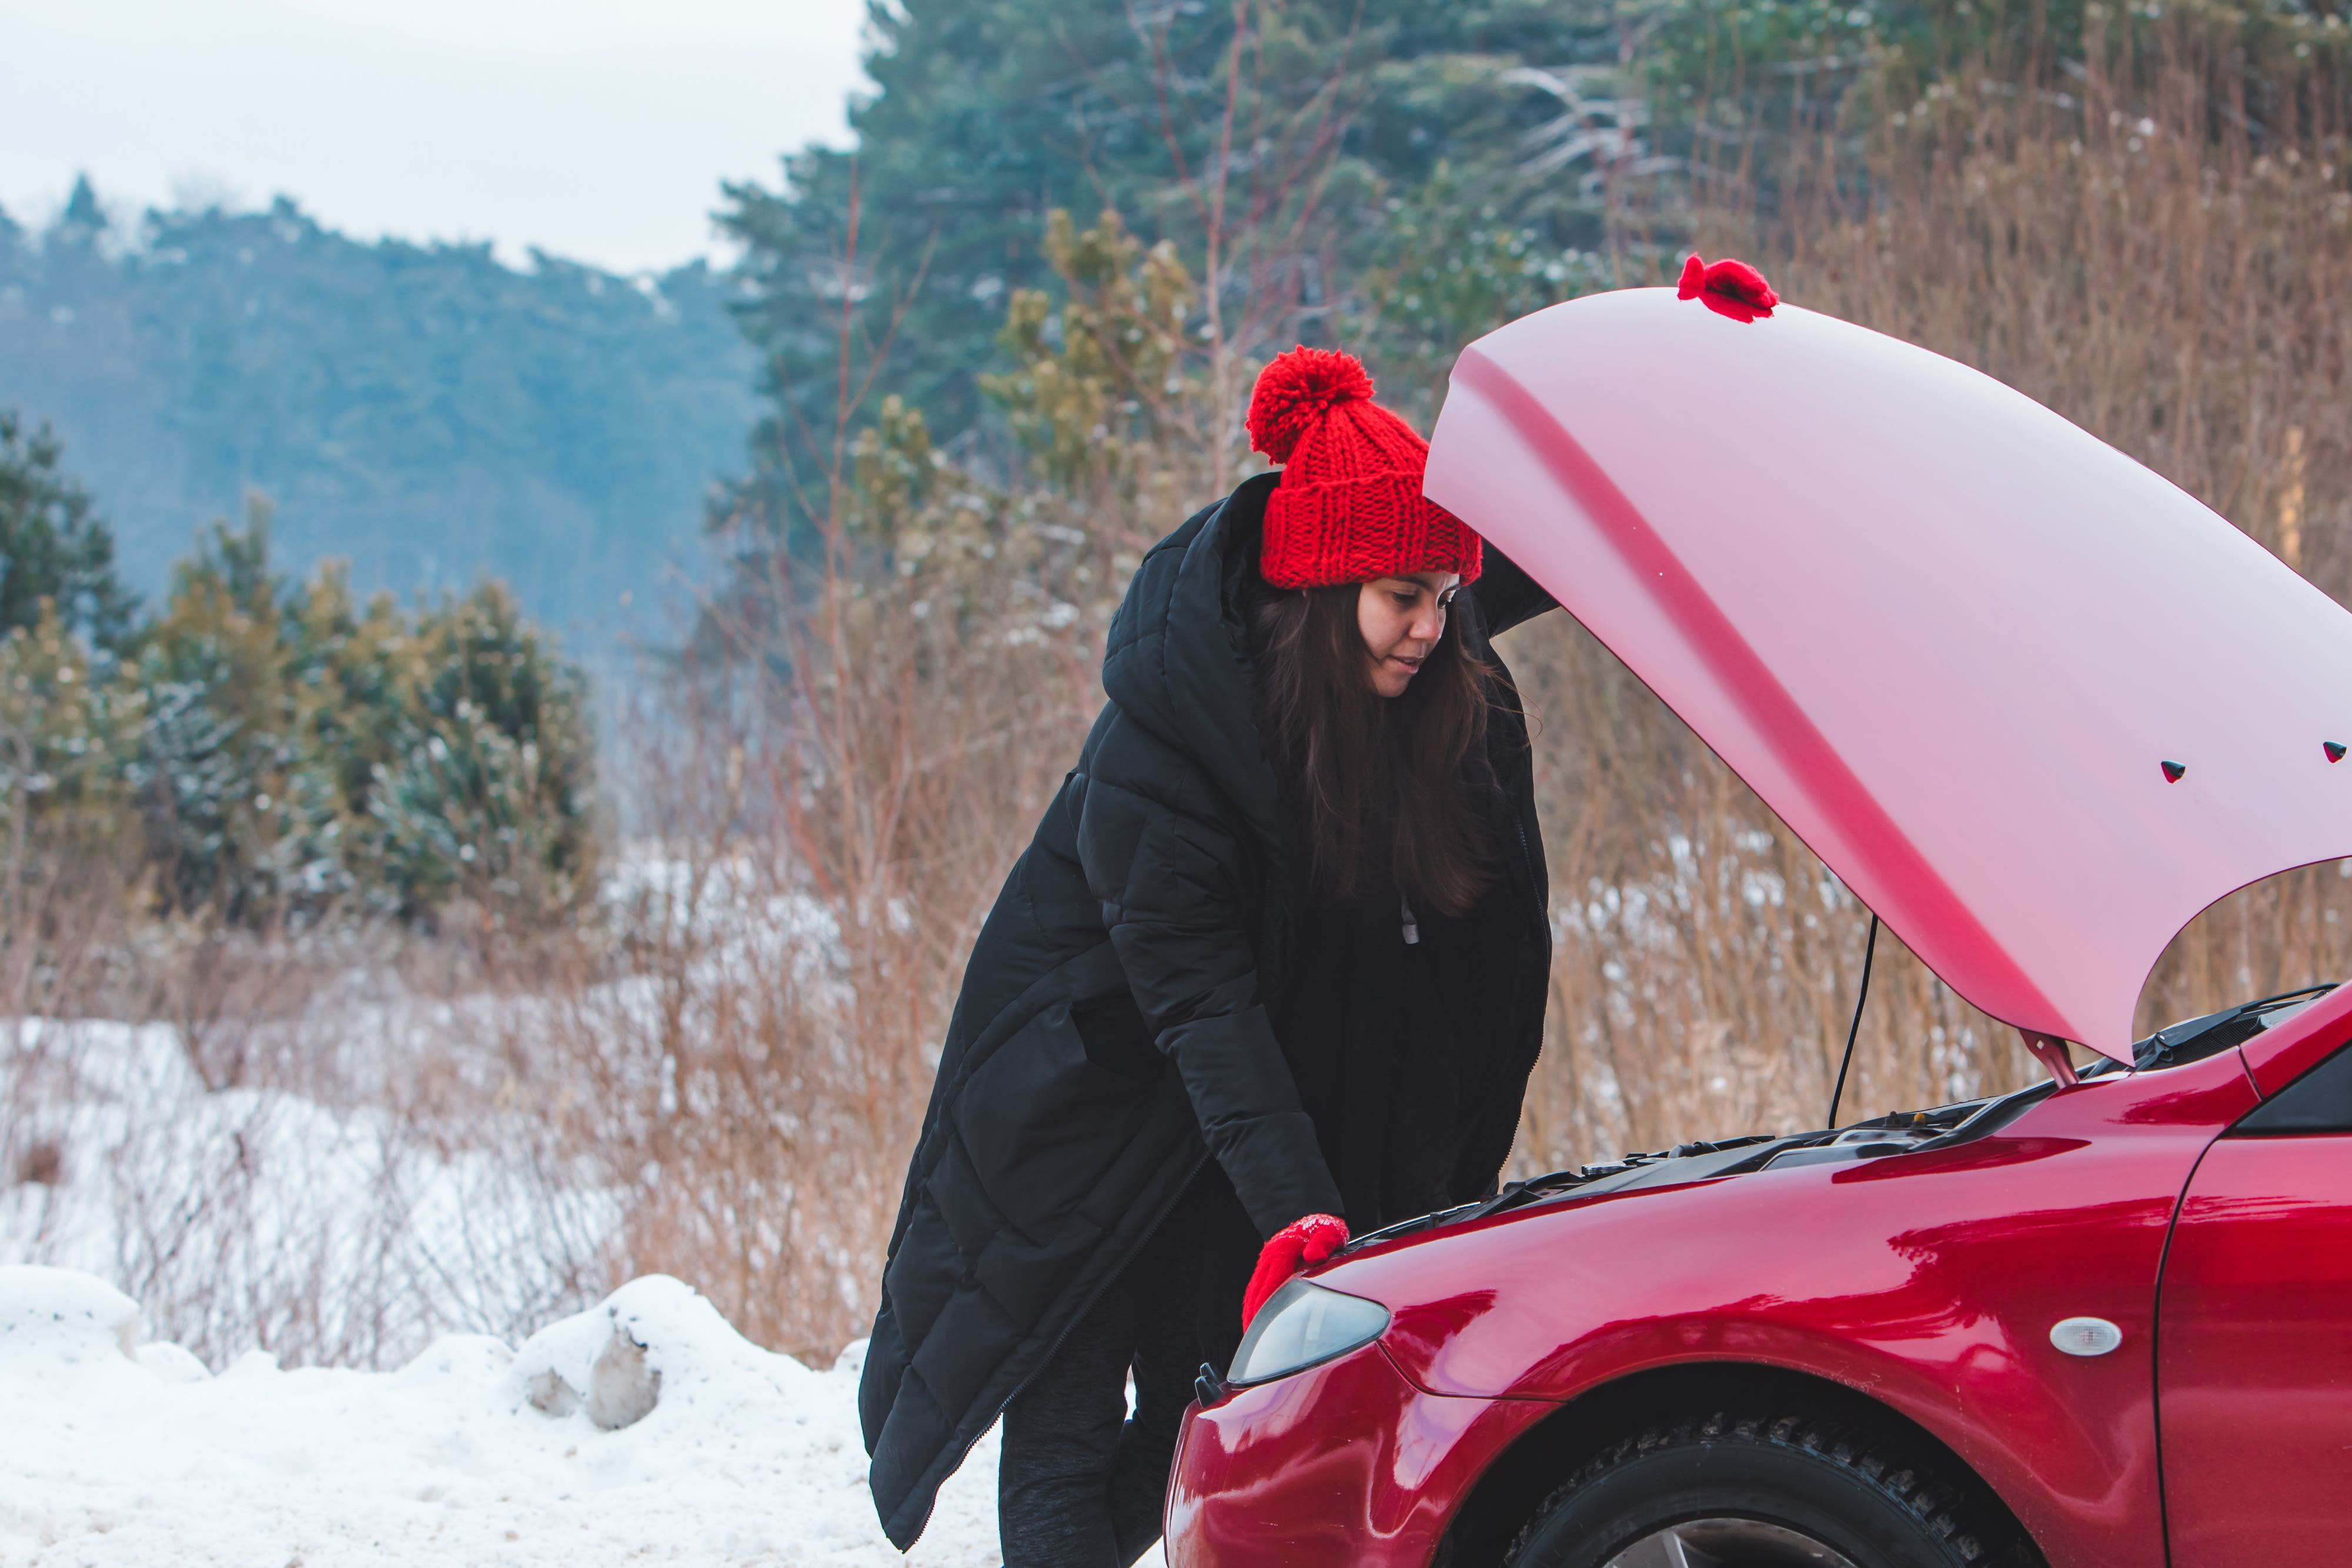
left=1425, top=289, right=2352, bottom=1058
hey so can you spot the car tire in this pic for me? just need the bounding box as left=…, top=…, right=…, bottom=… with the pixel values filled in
left=1504, top=1408, right=2039, bottom=1568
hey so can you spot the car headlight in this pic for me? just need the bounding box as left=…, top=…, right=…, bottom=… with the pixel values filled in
left=1227, top=1279, right=1391, bottom=1385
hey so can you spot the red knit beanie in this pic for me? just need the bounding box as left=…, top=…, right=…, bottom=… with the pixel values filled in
left=1247, top=346, right=1483, bottom=589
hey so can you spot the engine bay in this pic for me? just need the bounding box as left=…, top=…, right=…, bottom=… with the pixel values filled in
left=1347, top=1083, right=2054, bottom=1251
left=1347, top=981, right=2341, bottom=1254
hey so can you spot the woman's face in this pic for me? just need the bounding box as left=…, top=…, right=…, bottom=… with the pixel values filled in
left=1357, top=572, right=1463, bottom=698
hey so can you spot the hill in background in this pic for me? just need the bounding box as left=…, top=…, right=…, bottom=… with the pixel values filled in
left=0, top=178, right=757, bottom=643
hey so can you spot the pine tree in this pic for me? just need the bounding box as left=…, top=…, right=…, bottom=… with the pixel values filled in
left=134, top=496, right=350, bottom=921
left=715, top=0, right=1633, bottom=493
left=0, top=411, right=139, bottom=654
left=128, top=498, right=600, bottom=928
left=365, top=581, right=597, bottom=925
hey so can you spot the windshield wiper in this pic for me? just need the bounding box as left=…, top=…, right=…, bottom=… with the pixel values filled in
left=1433, top=1135, right=1792, bottom=1229
left=2129, top=983, right=2337, bottom=1072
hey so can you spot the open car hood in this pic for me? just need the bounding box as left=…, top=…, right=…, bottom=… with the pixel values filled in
left=1426, top=289, right=2352, bottom=1058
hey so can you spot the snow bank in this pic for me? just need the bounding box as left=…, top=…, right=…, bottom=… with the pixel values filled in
left=0, top=1265, right=142, bottom=1370
left=0, top=1266, right=1144, bottom=1567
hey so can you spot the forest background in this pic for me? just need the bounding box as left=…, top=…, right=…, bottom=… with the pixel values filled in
left=8, top=0, right=2352, bottom=1371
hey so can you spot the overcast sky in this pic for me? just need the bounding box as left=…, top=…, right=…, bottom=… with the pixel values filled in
left=1, top=0, right=874, bottom=273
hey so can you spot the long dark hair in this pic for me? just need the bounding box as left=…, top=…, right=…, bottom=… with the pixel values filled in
left=1252, top=582, right=1496, bottom=918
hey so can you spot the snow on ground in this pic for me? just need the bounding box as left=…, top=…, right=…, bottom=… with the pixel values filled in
left=2, top=1017, right=615, bottom=1374
left=0, top=1265, right=1167, bottom=1567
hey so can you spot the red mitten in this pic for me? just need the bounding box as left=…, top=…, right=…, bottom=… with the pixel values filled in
left=1677, top=254, right=1779, bottom=323
left=1241, top=1213, right=1350, bottom=1329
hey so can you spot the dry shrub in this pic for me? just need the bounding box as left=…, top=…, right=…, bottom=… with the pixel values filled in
left=0, top=845, right=135, bottom=1201
left=0, top=845, right=131, bottom=1028
left=3, top=931, right=617, bottom=1372
left=0, top=650, right=142, bottom=1037
left=516, top=533, right=1110, bottom=1365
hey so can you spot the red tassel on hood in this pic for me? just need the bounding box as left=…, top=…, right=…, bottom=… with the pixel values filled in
left=1678, top=255, right=1779, bottom=323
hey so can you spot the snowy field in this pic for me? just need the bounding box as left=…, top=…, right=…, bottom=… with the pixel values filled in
left=3, top=1264, right=1166, bottom=1567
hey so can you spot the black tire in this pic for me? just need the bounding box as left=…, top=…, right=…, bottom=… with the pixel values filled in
left=1504, top=1409, right=2039, bottom=1568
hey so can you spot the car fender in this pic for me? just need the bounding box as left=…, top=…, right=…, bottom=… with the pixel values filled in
left=1309, top=1054, right=2254, bottom=1568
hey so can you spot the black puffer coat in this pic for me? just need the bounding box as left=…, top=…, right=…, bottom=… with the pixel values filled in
left=858, top=473, right=1555, bottom=1547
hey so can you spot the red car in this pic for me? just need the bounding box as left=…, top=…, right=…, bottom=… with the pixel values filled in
left=1165, top=289, right=2352, bottom=1568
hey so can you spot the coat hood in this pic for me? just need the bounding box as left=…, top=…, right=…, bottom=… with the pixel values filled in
left=1425, top=287, right=2352, bottom=1058
left=1100, top=472, right=1288, bottom=859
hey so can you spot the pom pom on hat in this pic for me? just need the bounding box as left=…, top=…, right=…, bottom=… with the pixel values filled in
left=1248, top=346, right=1375, bottom=463
left=1245, top=346, right=1483, bottom=589
left=1678, top=255, right=1779, bottom=323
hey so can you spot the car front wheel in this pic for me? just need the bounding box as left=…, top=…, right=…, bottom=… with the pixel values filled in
left=1504, top=1409, right=2039, bottom=1568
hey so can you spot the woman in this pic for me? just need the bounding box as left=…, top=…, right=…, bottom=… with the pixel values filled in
left=858, top=347, right=1558, bottom=1564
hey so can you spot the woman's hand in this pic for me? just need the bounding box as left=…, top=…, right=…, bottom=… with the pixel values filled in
left=1241, top=1213, right=1350, bottom=1328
